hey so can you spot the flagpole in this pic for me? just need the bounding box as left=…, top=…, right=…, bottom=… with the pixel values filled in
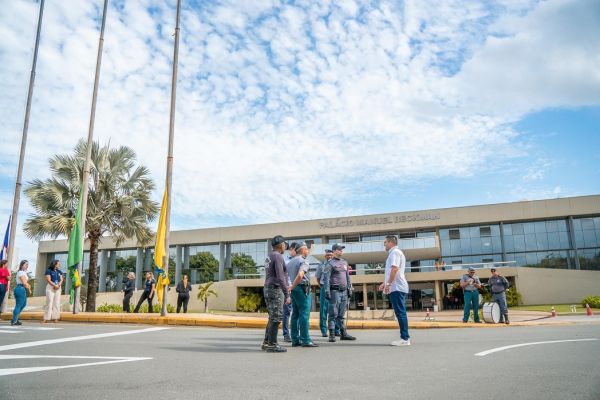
left=75, top=0, right=108, bottom=313
left=7, top=0, right=45, bottom=278
left=161, top=0, right=181, bottom=317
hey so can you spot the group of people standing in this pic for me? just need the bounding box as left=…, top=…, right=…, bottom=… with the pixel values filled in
left=122, top=271, right=192, bottom=313
left=262, top=234, right=411, bottom=353
left=0, top=258, right=61, bottom=326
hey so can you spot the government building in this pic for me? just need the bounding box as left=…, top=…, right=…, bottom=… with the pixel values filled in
left=35, top=195, right=600, bottom=311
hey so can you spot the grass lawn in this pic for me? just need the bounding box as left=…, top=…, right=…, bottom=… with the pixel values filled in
left=512, top=304, right=600, bottom=314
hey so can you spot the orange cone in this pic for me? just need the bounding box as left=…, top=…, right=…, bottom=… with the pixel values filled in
left=586, top=304, right=593, bottom=316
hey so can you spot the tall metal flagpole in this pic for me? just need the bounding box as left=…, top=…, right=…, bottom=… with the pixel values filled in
left=161, top=0, right=181, bottom=316
left=6, top=0, right=45, bottom=277
left=75, top=0, right=108, bottom=313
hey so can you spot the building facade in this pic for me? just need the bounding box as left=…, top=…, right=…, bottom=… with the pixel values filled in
left=35, top=195, right=600, bottom=309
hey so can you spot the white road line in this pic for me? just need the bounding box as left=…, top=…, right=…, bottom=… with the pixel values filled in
left=0, top=355, right=152, bottom=377
left=475, top=338, right=599, bottom=356
left=0, top=330, right=19, bottom=334
left=1, top=326, right=62, bottom=331
left=0, top=327, right=168, bottom=352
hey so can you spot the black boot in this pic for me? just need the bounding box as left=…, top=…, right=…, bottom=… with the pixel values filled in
left=265, top=322, right=287, bottom=353
left=504, top=314, right=510, bottom=325
left=328, top=329, right=336, bottom=342
left=261, top=324, right=269, bottom=350
left=340, top=327, right=356, bottom=341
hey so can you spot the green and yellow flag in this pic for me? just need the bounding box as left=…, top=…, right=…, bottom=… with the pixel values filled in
left=153, top=189, right=170, bottom=306
left=66, top=186, right=83, bottom=304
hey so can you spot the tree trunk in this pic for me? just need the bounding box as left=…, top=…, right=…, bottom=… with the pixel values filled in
left=204, top=298, right=208, bottom=313
left=85, top=230, right=101, bottom=311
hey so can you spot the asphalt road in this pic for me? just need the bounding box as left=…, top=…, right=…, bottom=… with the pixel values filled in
left=1, top=321, right=599, bottom=400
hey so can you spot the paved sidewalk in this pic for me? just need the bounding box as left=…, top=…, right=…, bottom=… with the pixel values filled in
left=3, top=309, right=597, bottom=329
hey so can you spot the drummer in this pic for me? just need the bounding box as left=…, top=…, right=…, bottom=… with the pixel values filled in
left=460, top=267, right=482, bottom=323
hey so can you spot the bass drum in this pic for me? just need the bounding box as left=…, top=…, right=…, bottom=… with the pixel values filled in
left=482, top=302, right=500, bottom=324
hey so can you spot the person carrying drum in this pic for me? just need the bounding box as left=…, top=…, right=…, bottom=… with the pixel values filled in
left=460, top=267, right=482, bottom=323
left=489, top=268, right=510, bottom=324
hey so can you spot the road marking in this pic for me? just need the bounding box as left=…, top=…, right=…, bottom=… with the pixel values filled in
left=475, top=338, right=599, bottom=356
left=0, top=330, right=19, bottom=334
left=1, top=326, right=62, bottom=331
left=0, top=327, right=168, bottom=352
left=0, top=355, right=152, bottom=377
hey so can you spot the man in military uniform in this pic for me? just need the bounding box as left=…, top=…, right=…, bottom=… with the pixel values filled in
left=261, top=235, right=290, bottom=352
left=281, top=242, right=297, bottom=342
left=322, top=244, right=356, bottom=342
left=287, top=242, right=318, bottom=347
left=315, top=249, right=339, bottom=337
left=489, top=268, right=510, bottom=324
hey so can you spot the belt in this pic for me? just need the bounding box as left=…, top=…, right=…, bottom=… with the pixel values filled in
left=265, top=284, right=280, bottom=289
left=16, top=284, right=24, bottom=287
left=330, top=285, right=347, bottom=291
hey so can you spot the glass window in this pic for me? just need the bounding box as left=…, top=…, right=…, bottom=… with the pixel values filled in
left=449, top=229, right=460, bottom=240
left=536, top=233, right=549, bottom=250
left=470, top=238, right=482, bottom=254
left=512, top=223, right=524, bottom=235
left=513, top=234, right=526, bottom=252
left=524, top=223, right=535, bottom=234
left=469, top=227, right=480, bottom=238
left=581, top=218, right=595, bottom=230
left=583, top=230, right=598, bottom=248
left=546, top=220, right=559, bottom=233
left=534, top=221, right=546, bottom=233
left=490, top=225, right=501, bottom=236
left=450, top=240, right=461, bottom=256
left=503, top=224, right=512, bottom=235
left=547, top=232, right=560, bottom=249
left=480, top=227, right=492, bottom=237
left=559, top=231, right=571, bottom=249
left=504, top=236, right=514, bottom=252
left=439, top=229, right=449, bottom=240
left=459, top=227, right=470, bottom=239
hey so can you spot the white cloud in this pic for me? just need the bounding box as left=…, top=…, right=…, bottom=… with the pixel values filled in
left=1, top=0, right=598, bottom=267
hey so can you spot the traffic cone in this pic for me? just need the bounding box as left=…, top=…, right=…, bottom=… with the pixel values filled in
left=551, top=306, right=556, bottom=317
left=424, top=308, right=434, bottom=321
left=586, top=304, right=593, bottom=316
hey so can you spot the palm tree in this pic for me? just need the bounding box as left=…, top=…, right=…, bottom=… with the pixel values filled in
left=197, top=281, right=218, bottom=313
left=24, top=140, right=158, bottom=311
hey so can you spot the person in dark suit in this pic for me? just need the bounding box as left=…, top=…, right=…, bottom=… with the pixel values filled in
left=122, top=272, right=135, bottom=312
left=176, top=274, right=192, bottom=313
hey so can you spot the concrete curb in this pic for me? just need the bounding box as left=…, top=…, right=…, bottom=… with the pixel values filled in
left=1, top=312, right=566, bottom=329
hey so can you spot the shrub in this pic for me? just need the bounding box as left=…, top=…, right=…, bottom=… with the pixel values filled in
left=96, top=303, right=175, bottom=313
left=237, top=288, right=265, bottom=312
left=581, top=295, right=600, bottom=309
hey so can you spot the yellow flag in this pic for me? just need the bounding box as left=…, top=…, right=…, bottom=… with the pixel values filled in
left=153, top=189, right=168, bottom=268
left=154, top=189, right=170, bottom=306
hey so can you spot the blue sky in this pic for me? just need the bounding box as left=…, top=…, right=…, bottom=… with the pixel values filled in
left=0, top=0, right=599, bottom=265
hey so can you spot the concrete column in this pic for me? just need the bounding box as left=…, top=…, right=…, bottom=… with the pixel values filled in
left=499, top=222, right=507, bottom=262
left=362, top=283, right=368, bottom=310
left=116, top=271, right=124, bottom=291
left=183, top=246, right=190, bottom=269
left=567, top=216, right=581, bottom=270
left=218, top=243, right=225, bottom=281
left=225, top=244, right=232, bottom=279
left=135, top=248, right=144, bottom=290
left=434, top=280, right=443, bottom=311
left=175, top=245, right=183, bottom=286
left=98, top=250, right=108, bottom=293
left=109, top=250, right=117, bottom=272
left=144, top=248, right=152, bottom=271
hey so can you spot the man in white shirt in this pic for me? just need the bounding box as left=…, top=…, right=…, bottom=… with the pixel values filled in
left=379, top=235, right=410, bottom=346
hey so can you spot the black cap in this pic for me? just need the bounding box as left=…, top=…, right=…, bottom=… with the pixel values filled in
left=295, top=241, right=307, bottom=250
left=271, top=235, right=287, bottom=247
left=289, top=241, right=298, bottom=250
left=490, top=268, right=497, bottom=272
left=331, top=243, right=345, bottom=251
left=324, top=249, right=333, bottom=254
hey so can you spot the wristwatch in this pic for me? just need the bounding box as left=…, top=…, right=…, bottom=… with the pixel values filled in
left=385, top=283, right=391, bottom=286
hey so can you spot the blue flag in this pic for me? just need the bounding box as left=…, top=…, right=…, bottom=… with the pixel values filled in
left=0, top=217, right=9, bottom=260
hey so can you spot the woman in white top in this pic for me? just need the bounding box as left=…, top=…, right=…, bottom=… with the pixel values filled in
left=12, top=260, right=32, bottom=326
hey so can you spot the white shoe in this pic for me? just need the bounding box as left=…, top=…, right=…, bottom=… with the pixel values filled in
left=391, top=339, right=411, bottom=346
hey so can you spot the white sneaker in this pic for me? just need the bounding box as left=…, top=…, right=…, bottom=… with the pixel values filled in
left=391, top=339, right=411, bottom=346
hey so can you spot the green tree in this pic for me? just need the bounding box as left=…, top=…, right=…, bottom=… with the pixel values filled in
left=197, top=281, right=218, bottom=312
left=232, top=252, right=257, bottom=276
left=23, top=140, right=158, bottom=311
left=115, top=256, right=137, bottom=273
left=189, top=252, right=219, bottom=283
